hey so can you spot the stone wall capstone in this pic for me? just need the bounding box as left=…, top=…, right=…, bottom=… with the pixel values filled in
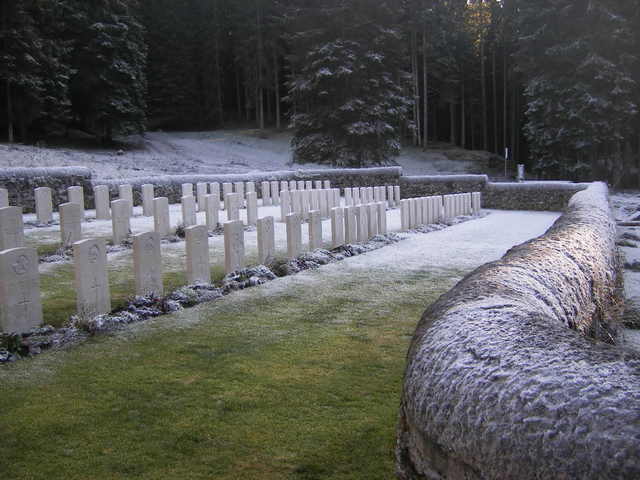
left=396, top=182, right=638, bottom=480
left=0, top=167, right=92, bottom=213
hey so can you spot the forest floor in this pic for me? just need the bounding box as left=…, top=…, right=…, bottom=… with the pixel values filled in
left=0, top=128, right=500, bottom=180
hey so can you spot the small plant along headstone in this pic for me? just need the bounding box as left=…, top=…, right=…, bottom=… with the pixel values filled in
left=185, top=225, right=211, bottom=284
left=0, top=206, right=24, bottom=251
left=0, top=247, right=43, bottom=334
left=73, top=238, right=111, bottom=320
left=224, top=220, right=245, bottom=274
left=59, top=202, right=82, bottom=247
left=133, top=231, right=163, bottom=297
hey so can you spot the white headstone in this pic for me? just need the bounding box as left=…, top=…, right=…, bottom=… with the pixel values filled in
left=0, top=247, right=43, bottom=333
left=133, top=231, right=163, bottom=297
left=280, top=181, right=289, bottom=192
left=377, top=202, right=387, bottom=234
left=257, top=216, right=275, bottom=264
left=356, top=205, right=368, bottom=242
left=210, top=182, right=221, bottom=209
left=118, top=184, right=133, bottom=217
left=320, top=189, right=330, bottom=218
left=94, top=185, right=111, bottom=220
left=196, top=182, right=208, bottom=213
left=297, top=180, right=305, bottom=190
left=286, top=213, right=302, bottom=258
left=314, top=180, right=322, bottom=189
left=344, top=188, right=353, bottom=207
left=186, top=225, right=211, bottom=284
left=68, top=186, right=85, bottom=221
left=205, top=194, right=219, bottom=231
left=394, top=186, right=401, bottom=206
left=305, top=181, right=313, bottom=190
left=181, top=195, right=197, bottom=227
left=111, top=199, right=131, bottom=244
left=234, top=182, right=245, bottom=207
left=34, top=187, right=53, bottom=224
left=182, top=183, right=193, bottom=197
left=261, top=181, right=272, bottom=206
left=387, top=186, right=395, bottom=207
left=73, top=238, right=111, bottom=319
left=352, top=188, right=360, bottom=205
left=311, top=189, right=320, bottom=212
left=301, top=190, right=311, bottom=221
left=142, top=184, right=154, bottom=217
left=323, top=180, right=331, bottom=189
left=246, top=191, right=258, bottom=226
left=345, top=206, right=358, bottom=243
left=415, top=197, right=423, bottom=226
left=289, top=180, right=297, bottom=190
left=222, top=183, right=233, bottom=209
left=0, top=206, right=24, bottom=250
left=224, top=220, right=245, bottom=274
left=270, top=181, right=280, bottom=206
left=280, top=190, right=291, bottom=222
left=333, top=189, right=340, bottom=210
left=400, top=200, right=409, bottom=231
left=154, top=197, right=171, bottom=237
left=225, top=193, right=241, bottom=222
left=331, top=207, right=345, bottom=248
left=0, top=188, right=8, bottom=207
left=368, top=203, right=379, bottom=238
left=309, top=210, right=323, bottom=250
left=59, top=202, right=82, bottom=247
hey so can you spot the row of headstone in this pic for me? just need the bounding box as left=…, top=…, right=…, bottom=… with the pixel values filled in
left=279, top=188, right=341, bottom=223
left=400, top=192, right=481, bottom=230
left=344, top=186, right=401, bottom=209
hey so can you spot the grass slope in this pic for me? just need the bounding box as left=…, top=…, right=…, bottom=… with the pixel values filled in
left=0, top=265, right=462, bottom=479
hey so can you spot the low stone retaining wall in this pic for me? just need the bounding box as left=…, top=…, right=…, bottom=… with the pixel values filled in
left=0, top=167, right=92, bottom=213
left=396, top=182, right=639, bottom=479
left=400, top=175, right=489, bottom=198
left=483, top=181, right=589, bottom=211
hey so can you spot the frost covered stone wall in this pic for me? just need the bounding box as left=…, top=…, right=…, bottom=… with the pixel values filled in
left=400, top=175, right=489, bottom=198
left=396, top=182, right=639, bottom=480
left=0, top=167, right=92, bottom=213
left=483, top=181, right=588, bottom=211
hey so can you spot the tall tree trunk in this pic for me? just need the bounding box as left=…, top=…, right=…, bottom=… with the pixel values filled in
left=481, top=31, right=488, bottom=151
left=449, top=101, right=456, bottom=145
left=214, top=0, right=224, bottom=126
left=471, top=100, right=476, bottom=150
left=503, top=48, right=507, bottom=157
left=492, top=47, right=498, bottom=153
left=422, top=24, right=428, bottom=149
left=274, top=47, right=280, bottom=129
left=236, top=65, right=242, bottom=119
left=411, top=31, right=421, bottom=147
left=256, top=0, right=265, bottom=129
left=461, top=79, right=466, bottom=149
left=6, top=79, right=13, bottom=143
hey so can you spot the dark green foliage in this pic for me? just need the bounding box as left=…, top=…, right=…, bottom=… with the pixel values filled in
left=287, top=1, right=411, bottom=167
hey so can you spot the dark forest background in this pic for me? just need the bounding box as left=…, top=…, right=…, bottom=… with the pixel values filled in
left=1, top=0, right=639, bottom=184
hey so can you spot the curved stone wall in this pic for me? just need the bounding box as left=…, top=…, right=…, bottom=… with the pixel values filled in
left=396, top=182, right=639, bottom=479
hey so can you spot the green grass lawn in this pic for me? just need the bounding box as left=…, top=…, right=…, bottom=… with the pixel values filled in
left=0, top=261, right=462, bottom=479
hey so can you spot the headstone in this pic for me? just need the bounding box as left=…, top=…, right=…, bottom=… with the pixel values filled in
left=142, top=184, right=154, bottom=217
left=118, top=184, right=133, bottom=216
left=394, top=186, right=401, bottom=206
left=94, top=185, right=111, bottom=220
left=424, top=197, right=432, bottom=224
left=472, top=192, right=482, bottom=215
left=133, top=231, right=163, bottom=297
left=0, top=188, right=8, bottom=207
left=387, top=186, right=395, bottom=207
left=205, top=194, right=219, bottom=231
left=181, top=195, right=197, bottom=227
left=225, top=193, right=241, bottom=221
left=0, top=247, right=43, bottom=333
left=224, top=220, right=245, bottom=274
left=67, top=186, right=85, bottom=221
left=345, top=206, right=358, bottom=243
left=400, top=199, right=409, bottom=231
left=314, top=180, right=322, bottom=189
left=222, top=183, right=233, bottom=209
left=34, top=187, right=53, bottom=224
left=320, top=189, right=330, bottom=218
left=185, top=225, right=211, bottom=284
left=352, top=188, right=360, bottom=205
left=73, top=238, right=111, bottom=319
left=280, top=181, right=288, bottom=192
left=301, top=190, right=311, bottom=220
left=279, top=190, right=292, bottom=222
left=331, top=207, right=345, bottom=248
left=286, top=212, right=302, bottom=258
left=196, top=182, right=208, bottom=212
left=367, top=187, right=374, bottom=204
left=270, top=181, right=280, bottom=206
left=154, top=197, right=171, bottom=237
left=311, top=189, right=320, bottom=212
left=356, top=205, right=368, bottom=242
left=246, top=182, right=256, bottom=195
left=415, top=197, right=423, bottom=226
left=261, top=181, right=272, bottom=206
left=368, top=203, right=379, bottom=238
left=378, top=202, right=387, bottom=234
left=289, top=180, right=297, bottom=190
left=344, top=188, right=353, bottom=207
left=234, top=181, right=245, bottom=207
left=0, top=207, right=24, bottom=250
left=305, top=181, right=313, bottom=190
left=246, top=191, right=258, bottom=226
left=111, top=199, right=131, bottom=244
left=309, top=210, right=323, bottom=250
left=435, top=196, right=444, bottom=222
left=517, top=164, right=525, bottom=182
left=182, top=183, right=193, bottom=197
left=333, top=189, right=341, bottom=209
left=323, top=180, right=331, bottom=189
left=59, top=202, right=82, bottom=247
left=210, top=182, right=221, bottom=209
left=297, top=180, right=305, bottom=190
left=257, top=216, right=275, bottom=264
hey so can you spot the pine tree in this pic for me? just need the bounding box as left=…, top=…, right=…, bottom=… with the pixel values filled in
left=287, top=0, right=411, bottom=167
